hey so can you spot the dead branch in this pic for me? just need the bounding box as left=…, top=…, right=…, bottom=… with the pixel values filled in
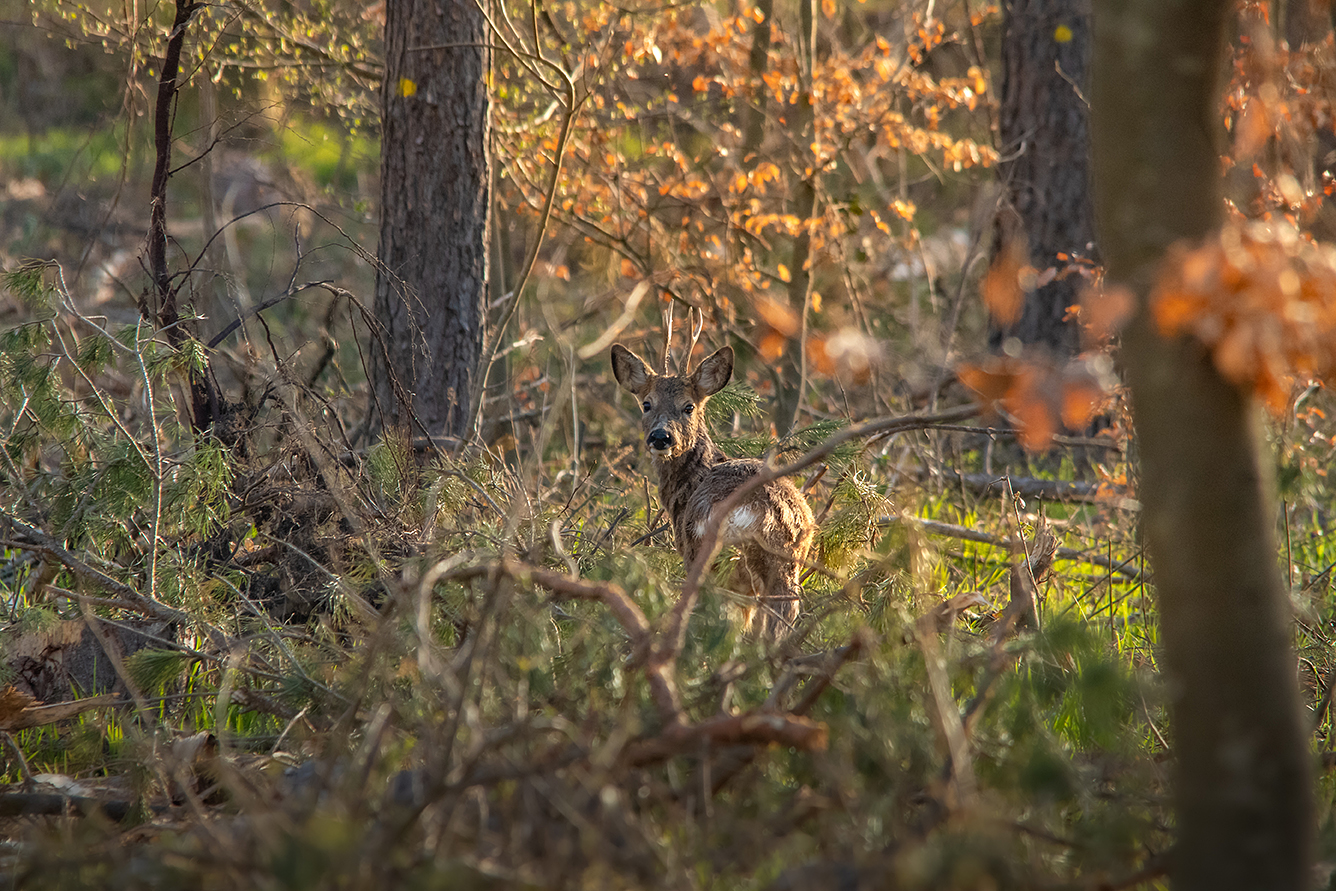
left=939, top=469, right=1141, bottom=511
left=500, top=560, right=683, bottom=726
left=0, top=790, right=165, bottom=820
left=0, top=687, right=122, bottom=733
left=622, top=712, right=828, bottom=767
left=904, top=515, right=1146, bottom=582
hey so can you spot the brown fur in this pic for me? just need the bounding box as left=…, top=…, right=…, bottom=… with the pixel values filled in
left=611, top=343, right=815, bottom=637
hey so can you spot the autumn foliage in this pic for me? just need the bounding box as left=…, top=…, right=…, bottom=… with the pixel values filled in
left=495, top=0, right=996, bottom=399
left=1152, top=221, right=1336, bottom=411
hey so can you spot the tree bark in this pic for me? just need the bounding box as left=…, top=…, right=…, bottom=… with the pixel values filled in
left=1091, top=2, right=1312, bottom=889
left=991, top=0, right=1096, bottom=357
left=372, top=0, right=491, bottom=440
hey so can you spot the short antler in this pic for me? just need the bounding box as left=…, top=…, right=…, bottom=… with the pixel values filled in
left=684, top=307, right=705, bottom=374
left=662, top=301, right=674, bottom=374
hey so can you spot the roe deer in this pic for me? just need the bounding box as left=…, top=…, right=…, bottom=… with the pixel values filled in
left=611, top=342, right=815, bottom=637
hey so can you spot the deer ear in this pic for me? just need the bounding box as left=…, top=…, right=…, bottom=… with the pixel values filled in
left=611, top=344, right=653, bottom=395
left=692, top=346, right=734, bottom=397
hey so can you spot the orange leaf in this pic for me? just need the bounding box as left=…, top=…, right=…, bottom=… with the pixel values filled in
left=754, top=295, right=800, bottom=336
left=957, top=362, right=1013, bottom=407
left=1082, top=283, right=1136, bottom=341
left=981, top=239, right=1028, bottom=326
left=759, top=330, right=787, bottom=361
left=1060, top=379, right=1104, bottom=430
left=806, top=335, right=836, bottom=375
left=1012, top=395, right=1057, bottom=452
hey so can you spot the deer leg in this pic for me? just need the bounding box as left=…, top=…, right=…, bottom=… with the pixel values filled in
left=737, top=545, right=769, bottom=633
left=739, top=548, right=799, bottom=639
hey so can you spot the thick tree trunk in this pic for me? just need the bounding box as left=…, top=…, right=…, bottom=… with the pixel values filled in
left=372, top=0, right=491, bottom=440
left=991, top=0, right=1096, bottom=357
left=1091, top=2, right=1312, bottom=889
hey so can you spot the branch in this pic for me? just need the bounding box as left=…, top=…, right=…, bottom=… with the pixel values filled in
left=621, top=712, right=828, bottom=767
left=0, top=511, right=191, bottom=625
left=0, top=688, right=122, bottom=732
left=667, top=404, right=980, bottom=659
left=500, top=560, right=683, bottom=726
left=470, top=67, right=583, bottom=436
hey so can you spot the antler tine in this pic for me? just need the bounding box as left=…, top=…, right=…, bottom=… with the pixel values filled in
left=662, top=300, right=674, bottom=374
left=684, top=307, right=705, bottom=373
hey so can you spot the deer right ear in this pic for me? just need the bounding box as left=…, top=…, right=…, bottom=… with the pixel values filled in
left=611, top=344, right=653, bottom=395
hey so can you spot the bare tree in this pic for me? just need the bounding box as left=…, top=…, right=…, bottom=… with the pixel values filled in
left=992, top=0, right=1096, bottom=357
left=1091, top=2, right=1312, bottom=888
left=371, top=0, right=491, bottom=440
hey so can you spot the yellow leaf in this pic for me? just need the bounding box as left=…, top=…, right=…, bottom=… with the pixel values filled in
left=397, top=78, right=417, bottom=98
left=1054, top=24, right=1073, bottom=43
left=777, top=263, right=791, bottom=283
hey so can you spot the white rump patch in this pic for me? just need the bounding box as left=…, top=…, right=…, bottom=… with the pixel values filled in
left=723, top=504, right=761, bottom=536
left=694, top=505, right=760, bottom=541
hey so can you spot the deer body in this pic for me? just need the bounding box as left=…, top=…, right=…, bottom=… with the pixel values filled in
left=612, top=343, right=815, bottom=636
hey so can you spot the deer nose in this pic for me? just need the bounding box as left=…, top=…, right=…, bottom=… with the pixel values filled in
left=647, top=428, right=673, bottom=451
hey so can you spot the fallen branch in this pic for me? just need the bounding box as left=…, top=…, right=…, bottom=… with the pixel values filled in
left=904, top=515, right=1146, bottom=582
left=0, top=687, right=122, bottom=732
left=622, top=712, right=828, bottom=767
left=940, top=470, right=1141, bottom=511
left=0, top=790, right=163, bottom=821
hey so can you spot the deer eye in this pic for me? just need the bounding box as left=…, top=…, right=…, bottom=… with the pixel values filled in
left=641, top=399, right=652, bottom=413
left=683, top=403, right=695, bottom=415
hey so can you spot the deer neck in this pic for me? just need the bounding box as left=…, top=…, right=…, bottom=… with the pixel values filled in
left=654, top=432, right=726, bottom=520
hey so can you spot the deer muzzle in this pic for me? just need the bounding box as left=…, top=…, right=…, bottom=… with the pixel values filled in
left=647, top=428, right=673, bottom=451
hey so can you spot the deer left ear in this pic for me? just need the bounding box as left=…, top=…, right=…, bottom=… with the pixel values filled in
left=692, top=346, right=734, bottom=397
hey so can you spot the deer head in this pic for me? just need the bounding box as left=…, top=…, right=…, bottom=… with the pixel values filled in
left=611, top=343, right=733, bottom=461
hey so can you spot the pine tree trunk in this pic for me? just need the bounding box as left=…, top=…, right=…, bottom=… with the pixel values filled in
left=991, top=0, right=1096, bottom=357
left=1091, top=2, right=1312, bottom=888
left=372, top=0, right=491, bottom=440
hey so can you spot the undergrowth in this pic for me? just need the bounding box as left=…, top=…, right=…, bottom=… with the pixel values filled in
left=0, top=258, right=1334, bottom=889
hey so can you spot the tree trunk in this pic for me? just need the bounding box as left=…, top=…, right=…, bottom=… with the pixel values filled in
left=773, top=0, right=817, bottom=435
left=1091, top=2, right=1312, bottom=889
left=991, top=0, right=1096, bottom=357
left=372, top=0, right=491, bottom=440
